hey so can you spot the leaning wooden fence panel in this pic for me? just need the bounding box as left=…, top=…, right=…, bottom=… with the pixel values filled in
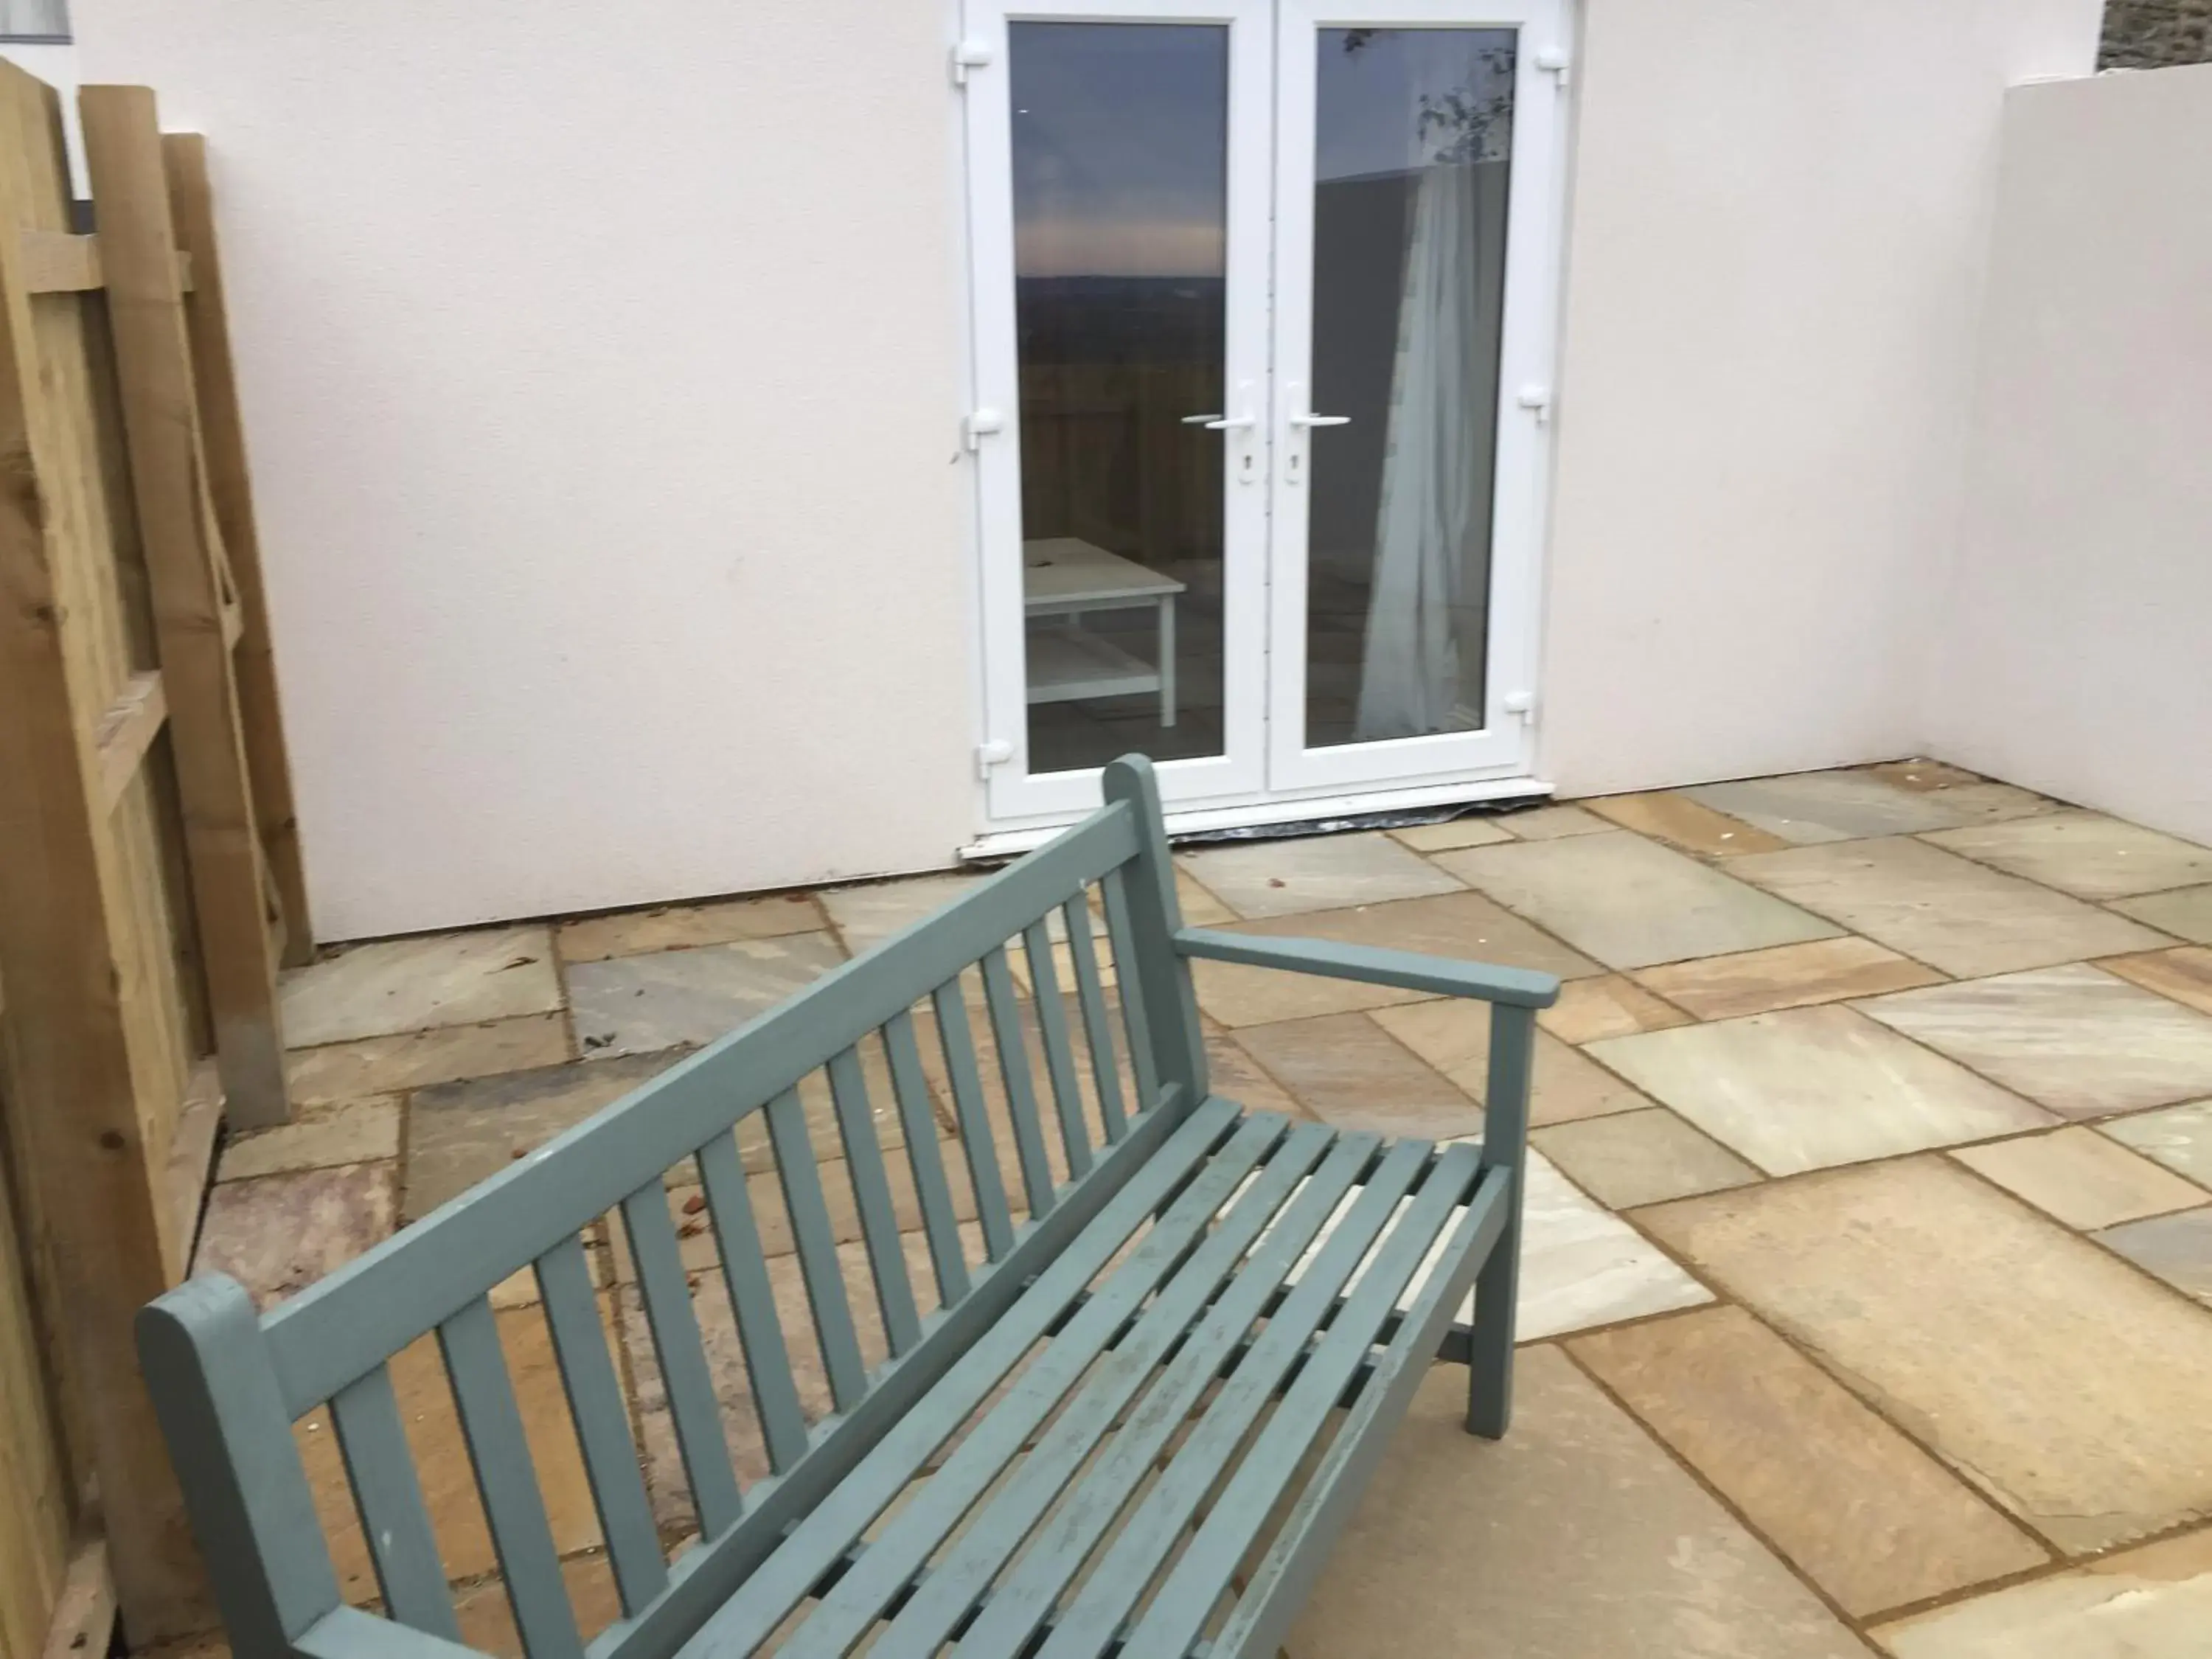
left=0, top=63, right=310, bottom=1649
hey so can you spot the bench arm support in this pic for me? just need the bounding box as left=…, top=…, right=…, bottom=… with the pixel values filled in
left=1171, top=928, right=1562, bottom=1009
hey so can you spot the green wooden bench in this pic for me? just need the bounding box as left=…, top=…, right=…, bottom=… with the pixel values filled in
left=140, top=756, right=1556, bottom=1659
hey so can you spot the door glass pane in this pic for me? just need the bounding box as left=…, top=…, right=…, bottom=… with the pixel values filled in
left=1306, top=28, right=1514, bottom=748
left=1010, top=22, right=1228, bottom=775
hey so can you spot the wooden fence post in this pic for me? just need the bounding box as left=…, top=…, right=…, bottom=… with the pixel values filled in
left=80, top=85, right=290, bottom=1128
left=162, top=133, right=313, bottom=968
left=0, top=66, right=213, bottom=1645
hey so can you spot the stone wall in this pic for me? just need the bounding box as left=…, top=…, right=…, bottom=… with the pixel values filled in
left=2101, top=0, right=2212, bottom=66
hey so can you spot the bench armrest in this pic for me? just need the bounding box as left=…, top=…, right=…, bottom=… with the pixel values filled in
left=1172, top=928, right=1561, bottom=1010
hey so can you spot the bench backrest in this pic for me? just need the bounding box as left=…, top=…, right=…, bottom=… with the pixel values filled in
left=139, top=757, right=1208, bottom=1659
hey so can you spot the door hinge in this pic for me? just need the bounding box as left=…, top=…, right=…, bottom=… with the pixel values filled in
left=950, top=41, right=994, bottom=86
left=1534, top=44, right=1571, bottom=88
left=964, top=407, right=1004, bottom=451
left=1504, top=690, right=1537, bottom=723
left=1516, top=385, right=1554, bottom=425
left=975, top=738, right=1014, bottom=779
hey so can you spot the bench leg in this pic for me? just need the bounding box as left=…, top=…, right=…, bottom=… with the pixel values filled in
left=1464, top=1221, right=1518, bottom=1439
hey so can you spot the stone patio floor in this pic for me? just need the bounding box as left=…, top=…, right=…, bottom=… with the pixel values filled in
left=192, top=759, right=2212, bottom=1658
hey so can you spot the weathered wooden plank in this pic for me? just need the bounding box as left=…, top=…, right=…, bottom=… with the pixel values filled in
left=927, top=983, right=1016, bottom=1262
left=328, top=1366, right=458, bottom=1640
left=1020, top=919, right=1093, bottom=1180
left=619, top=1186, right=742, bottom=1537
left=1129, top=1146, right=1492, bottom=1658
left=164, top=131, right=310, bottom=964
left=533, top=1237, right=664, bottom=1616
left=437, top=1298, right=581, bottom=1659
left=1060, top=895, right=1127, bottom=1144
left=824, top=1046, right=922, bottom=1356
left=692, top=1131, right=810, bottom=1476
left=18, top=229, right=98, bottom=293
left=880, top=1012, right=970, bottom=1308
left=91, top=667, right=165, bottom=810
left=80, top=85, right=288, bottom=1127
left=262, top=805, right=1141, bottom=1411
left=32, top=1539, right=115, bottom=1659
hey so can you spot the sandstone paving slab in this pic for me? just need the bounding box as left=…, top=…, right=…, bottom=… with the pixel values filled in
left=1638, top=1155, right=2212, bottom=1554
left=1230, top=1012, right=1481, bottom=1140
left=557, top=891, right=826, bottom=961
left=1859, top=763, right=2060, bottom=824
left=293, top=1303, right=607, bottom=1601
left=1388, top=814, right=1514, bottom=852
left=1531, top=1108, right=1760, bottom=1210
left=1498, top=802, right=1610, bottom=839
left=1730, top=838, right=2169, bottom=978
left=1685, top=771, right=1972, bottom=843
left=281, top=925, right=563, bottom=1046
left=217, top=1096, right=402, bottom=1184
left=2095, top=1206, right=2212, bottom=1307
left=1570, top=1305, right=2049, bottom=1616
left=1203, top=1023, right=1307, bottom=1119
left=1286, top=1348, right=1867, bottom=1659
left=2098, top=1098, right=2212, bottom=1186
left=2097, top=945, right=2212, bottom=1017
left=1189, top=889, right=1598, bottom=1027
left=1437, top=832, right=1843, bottom=970
left=1589, top=1005, right=2052, bottom=1176
left=1514, top=1152, right=1711, bottom=1339
left=455, top=1557, right=623, bottom=1657
left=286, top=1012, right=571, bottom=1105
left=1921, top=810, right=2212, bottom=900
left=195, top=1161, right=397, bottom=1309
left=1536, top=973, right=1692, bottom=1045
left=2113, top=883, right=2212, bottom=945
left=1950, top=1127, right=2208, bottom=1230
left=818, top=870, right=987, bottom=953
left=1176, top=830, right=1464, bottom=919
left=566, top=931, right=846, bottom=1057
left=1632, top=936, right=1943, bottom=1023
left=1856, top=964, right=2212, bottom=1119
left=1372, top=998, right=1655, bottom=1126
left=1583, top=790, right=1792, bottom=855
left=1871, top=1526, right=2212, bottom=1658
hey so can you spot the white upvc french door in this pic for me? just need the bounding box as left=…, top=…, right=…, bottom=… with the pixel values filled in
left=963, top=0, right=1565, bottom=830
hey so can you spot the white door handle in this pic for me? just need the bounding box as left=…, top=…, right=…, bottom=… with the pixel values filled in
left=1290, top=411, right=1350, bottom=428
left=1181, top=411, right=1254, bottom=431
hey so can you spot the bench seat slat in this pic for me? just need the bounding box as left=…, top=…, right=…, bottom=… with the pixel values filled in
left=437, top=1298, right=584, bottom=1659
left=881, top=1011, right=971, bottom=1307
left=692, top=1131, right=811, bottom=1475
left=979, top=945, right=1058, bottom=1217
left=1021, top=919, right=1095, bottom=1180
left=622, top=1186, right=745, bottom=1535
left=1025, top=1138, right=1447, bottom=1659
left=535, top=1235, right=666, bottom=1615
left=929, top=982, right=1018, bottom=1261
left=929, top=1129, right=1387, bottom=1659
left=328, top=1364, right=461, bottom=1641
left=1128, top=1144, right=1493, bottom=1658
left=826, top=1046, right=924, bottom=1355
left=673, top=1096, right=1239, bottom=1659
left=866, top=1121, right=1352, bottom=1657
left=1060, top=897, right=1127, bottom=1144
left=779, top=1113, right=1298, bottom=1655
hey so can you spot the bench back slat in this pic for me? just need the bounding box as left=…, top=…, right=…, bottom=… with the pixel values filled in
left=1096, top=866, right=1161, bottom=1112
left=927, top=980, right=1019, bottom=1261
left=978, top=945, right=1058, bottom=1217
left=880, top=1011, right=973, bottom=1307
left=825, top=1045, right=924, bottom=1357
left=1060, top=897, right=1128, bottom=1145
left=532, top=1235, right=666, bottom=1615
left=437, top=1297, right=584, bottom=1659
left=620, top=1181, right=746, bottom=1534
left=327, top=1365, right=459, bottom=1641
left=765, top=1086, right=871, bottom=1412
left=1020, top=919, right=1096, bottom=1181
left=690, top=1127, right=810, bottom=1475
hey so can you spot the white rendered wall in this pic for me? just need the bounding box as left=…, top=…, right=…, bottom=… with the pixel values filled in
left=72, top=2, right=978, bottom=939
left=1535, top=0, right=2104, bottom=798
left=1930, top=64, right=2212, bottom=847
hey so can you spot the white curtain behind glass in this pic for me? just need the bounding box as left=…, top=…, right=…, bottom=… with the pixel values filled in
left=0, top=0, right=69, bottom=39
left=1352, top=49, right=1507, bottom=742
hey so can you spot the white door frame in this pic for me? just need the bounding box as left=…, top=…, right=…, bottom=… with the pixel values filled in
left=961, top=0, right=1570, bottom=835
left=1265, top=0, right=1566, bottom=794
left=963, top=0, right=1276, bottom=823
